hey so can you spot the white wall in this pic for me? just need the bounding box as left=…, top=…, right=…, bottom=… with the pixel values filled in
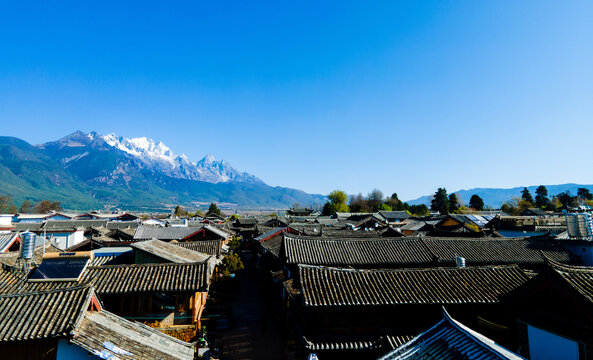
left=51, top=230, right=85, bottom=250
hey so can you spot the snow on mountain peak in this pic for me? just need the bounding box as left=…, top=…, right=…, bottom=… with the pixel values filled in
left=97, top=132, right=261, bottom=184
left=100, top=133, right=183, bottom=167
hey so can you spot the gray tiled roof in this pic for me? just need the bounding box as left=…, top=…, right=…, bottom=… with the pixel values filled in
left=0, top=285, right=93, bottom=341
left=299, top=264, right=530, bottom=307
left=131, top=239, right=211, bottom=263
left=133, top=226, right=203, bottom=240
left=283, top=234, right=575, bottom=268
left=12, top=223, right=43, bottom=232
left=175, top=240, right=223, bottom=257
left=422, top=237, right=576, bottom=266
left=254, top=227, right=286, bottom=242
left=72, top=309, right=195, bottom=360
left=0, top=261, right=211, bottom=295
left=204, top=224, right=231, bottom=239
left=547, top=260, right=593, bottom=304
left=378, top=211, right=411, bottom=221
left=0, top=233, right=19, bottom=252
left=84, top=262, right=210, bottom=294
left=44, top=220, right=108, bottom=231
left=284, top=235, right=434, bottom=267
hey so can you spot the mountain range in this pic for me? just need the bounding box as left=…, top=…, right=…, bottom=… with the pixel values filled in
left=0, top=131, right=325, bottom=211
left=2, top=131, right=591, bottom=212
left=406, top=184, right=593, bottom=208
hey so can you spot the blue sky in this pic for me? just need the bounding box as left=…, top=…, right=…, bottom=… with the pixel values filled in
left=1, top=1, right=592, bottom=200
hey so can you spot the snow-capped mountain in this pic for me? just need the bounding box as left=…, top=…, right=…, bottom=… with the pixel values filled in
left=38, top=131, right=262, bottom=185
left=2, top=133, right=326, bottom=209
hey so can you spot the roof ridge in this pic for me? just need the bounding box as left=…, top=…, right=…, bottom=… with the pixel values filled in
left=0, top=283, right=91, bottom=298
left=87, top=261, right=205, bottom=269
left=298, top=263, right=522, bottom=273
left=442, top=308, right=525, bottom=359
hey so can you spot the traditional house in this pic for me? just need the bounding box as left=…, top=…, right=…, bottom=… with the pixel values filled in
left=375, top=211, right=411, bottom=224
left=287, top=208, right=316, bottom=216
left=133, top=226, right=206, bottom=242
left=287, top=264, right=530, bottom=359
left=432, top=214, right=485, bottom=235
left=142, top=217, right=167, bottom=226
left=504, top=260, right=593, bottom=359
left=0, top=285, right=196, bottom=359
left=231, top=217, right=258, bottom=239
left=15, top=213, right=71, bottom=223
left=0, top=248, right=214, bottom=340
left=281, top=234, right=575, bottom=273
left=520, top=208, right=549, bottom=217
left=76, top=212, right=138, bottom=221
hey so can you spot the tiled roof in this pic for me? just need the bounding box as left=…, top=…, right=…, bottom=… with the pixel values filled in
left=175, top=240, right=223, bottom=256
left=317, top=228, right=383, bottom=238
left=12, top=223, right=43, bottom=232
left=378, top=310, right=524, bottom=360
left=378, top=211, right=411, bottom=221
left=302, top=333, right=415, bottom=352
left=422, top=238, right=576, bottom=265
left=299, top=264, right=529, bottom=307
left=105, top=221, right=139, bottom=230
left=84, top=262, right=210, bottom=294
left=133, top=226, right=203, bottom=240
left=131, top=239, right=211, bottom=263
left=236, top=218, right=257, bottom=225
left=284, top=234, right=575, bottom=268
left=203, top=224, right=230, bottom=239
left=284, top=235, right=434, bottom=267
left=254, top=227, right=285, bottom=242
left=44, top=220, right=108, bottom=231
left=0, top=285, right=93, bottom=341
left=71, top=310, right=195, bottom=360
left=260, top=235, right=283, bottom=258
left=547, top=260, right=593, bottom=304
left=0, top=260, right=211, bottom=295
left=0, top=233, right=19, bottom=252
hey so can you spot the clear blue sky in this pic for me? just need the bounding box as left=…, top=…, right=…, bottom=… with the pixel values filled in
left=1, top=1, right=592, bottom=200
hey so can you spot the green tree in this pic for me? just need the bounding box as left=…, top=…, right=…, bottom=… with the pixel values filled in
left=448, top=193, right=459, bottom=213
left=577, top=188, right=593, bottom=201
left=378, top=203, right=392, bottom=211
left=194, top=209, right=205, bottom=217
left=323, top=189, right=349, bottom=215
left=501, top=199, right=519, bottom=216
left=535, top=185, right=549, bottom=208
left=556, top=192, right=578, bottom=208
left=222, top=253, right=245, bottom=277
left=408, top=204, right=429, bottom=216
left=19, top=199, right=33, bottom=214
left=174, top=205, right=188, bottom=217
left=430, top=188, right=449, bottom=215
left=0, top=195, right=17, bottom=213
left=385, top=193, right=403, bottom=210
left=206, top=203, right=222, bottom=216
left=521, top=187, right=534, bottom=204
left=469, top=194, right=484, bottom=211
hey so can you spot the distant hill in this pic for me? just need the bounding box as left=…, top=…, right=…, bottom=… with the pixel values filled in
left=0, top=132, right=326, bottom=211
left=407, top=184, right=593, bottom=208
